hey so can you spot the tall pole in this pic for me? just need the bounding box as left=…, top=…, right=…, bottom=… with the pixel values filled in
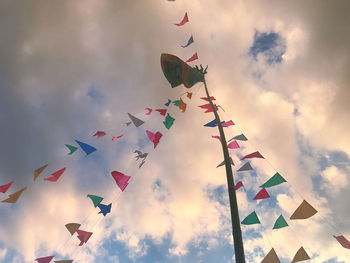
left=203, top=77, right=246, bottom=263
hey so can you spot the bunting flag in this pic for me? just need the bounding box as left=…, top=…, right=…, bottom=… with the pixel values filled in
left=291, top=246, right=310, bottom=262
left=200, top=96, right=215, bottom=101
left=199, top=103, right=218, bottom=113
left=0, top=181, right=14, bottom=193
left=54, top=260, right=73, bottom=263
left=179, top=98, right=187, bottom=112
left=234, top=181, right=244, bottom=190
left=181, top=35, right=194, bottom=48
left=98, top=203, right=112, bottom=216
left=253, top=188, right=270, bottom=200
left=229, top=134, right=248, bottom=142
left=241, top=211, right=260, bottom=225
left=65, top=223, right=81, bottom=236
left=227, top=140, right=240, bottom=149
left=112, top=135, right=123, bottom=141
left=126, top=122, right=132, bottom=126
left=44, top=167, right=66, bottom=182
left=35, top=256, right=54, bottom=263
left=241, top=151, right=264, bottom=160
left=273, top=215, right=288, bottom=229
left=237, top=162, right=253, bottom=172
left=290, top=200, right=317, bottom=220
left=260, top=173, right=286, bottom=188
left=139, top=160, right=146, bottom=168
left=87, top=195, right=103, bottom=208
left=333, top=235, right=350, bottom=249
left=212, top=135, right=221, bottom=142
left=186, top=92, right=192, bottom=99
left=173, top=100, right=180, bottom=106
left=65, top=144, right=78, bottom=155
left=174, top=12, right=189, bottom=26
left=111, top=171, right=131, bottom=192
left=76, top=229, right=93, bottom=246
left=34, top=164, right=49, bottom=181
left=75, top=140, right=96, bottom=155
left=155, top=109, right=167, bottom=116
left=204, top=119, right=218, bottom=127
left=163, top=113, right=175, bottom=129
left=146, top=130, right=163, bottom=148
left=221, top=120, right=235, bottom=127
left=93, top=131, right=106, bottom=138
left=134, top=150, right=148, bottom=161
left=145, top=108, right=153, bottom=115
left=1, top=187, right=27, bottom=203
left=261, top=248, right=280, bottom=263
left=186, top=52, right=198, bottom=63
left=127, top=113, right=145, bottom=127
left=216, top=157, right=234, bottom=168
left=165, top=99, right=171, bottom=106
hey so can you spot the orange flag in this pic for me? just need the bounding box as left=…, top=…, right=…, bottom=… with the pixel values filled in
left=2, top=187, right=27, bottom=203
left=34, top=164, right=48, bottom=181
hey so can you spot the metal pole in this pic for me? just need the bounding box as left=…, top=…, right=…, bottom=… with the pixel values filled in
left=203, top=77, right=246, bottom=263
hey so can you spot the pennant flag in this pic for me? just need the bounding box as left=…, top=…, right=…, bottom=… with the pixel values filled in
left=126, top=122, right=132, bottom=126
left=234, top=181, right=244, bottom=190
left=200, top=96, right=215, bottom=101
left=111, top=171, right=131, bottom=191
left=241, top=151, right=264, bottom=160
left=241, top=211, right=260, bottom=225
left=222, top=120, right=235, bottom=127
left=291, top=246, right=310, bottom=262
left=260, top=172, right=286, bottom=188
left=261, top=248, right=280, bottom=263
left=155, top=109, right=167, bottom=116
left=75, top=140, right=96, bottom=155
left=173, top=100, right=180, bottom=106
left=34, top=164, right=48, bottom=181
left=227, top=140, right=240, bottom=149
left=134, top=150, right=148, bottom=161
left=2, top=187, right=27, bottom=203
left=212, top=135, right=221, bottom=142
left=65, top=223, right=81, bottom=236
left=98, top=203, right=112, bottom=216
left=334, top=235, right=350, bottom=249
left=199, top=103, right=218, bottom=113
left=0, top=181, right=14, bottom=193
left=163, top=113, right=175, bottom=129
left=181, top=35, right=194, bottom=48
left=65, top=144, right=78, bottom=155
left=76, top=229, right=93, bottom=246
left=186, top=92, right=192, bottom=99
left=146, top=130, right=163, bottom=148
left=145, top=108, right=152, bottom=115
left=216, top=157, right=234, bottom=168
left=273, top=215, right=288, bottom=229
left=290, top=200, right=317, bottom=220
left=253, top=188, right=270, bottom=200
left=237, top=162, right=253, bottom=172
left=161, top=53, right=204, bottom=89
left=186, top=52, right=198, bottom=63
left=35, top=256, right=54, bottom=263
left=179, top=98, right=187, bottom=112
left=127, top=113, right=144, bottom=127
left=44, top=167, right=66, bottom=182
left=87, top=195, right=103, bottom=208
left=204, top=119, right=217, bottom=127
left=229, top=134, right=248, bottom=142
left=174, top=12, right=189, bottom=26
left=165, top=99, right=171, bottom=106
left=54, top=260, right=73, bottom=263
left=112, top=135, right=123, bottom=141
left=93, top=131, right=106, bottom=138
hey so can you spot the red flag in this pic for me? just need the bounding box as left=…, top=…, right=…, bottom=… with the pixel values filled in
left=254, top=188, right=270, bottom=200
left=199, top=103, right=218, bottom=113
left=155, top=109, right=167, bottom=116
left=44, top=168, right=66, bottom=182
left=186, top=52, right=198, bottom=63
left=111, top=171, right=130, bottom=192
left=227, top=140, right=240, bottom=149
left=222, top=120, right=235, bottom=127
left=112, top=135, right=123, bottom=141
left=212, top=135, right=221, bottom=142
left=174, top=12, right=189, bottom=26
left=200, top=96, right=215, bottom=101
left=93, top=131, right=106, bottom=138
left=35, top=256, right=54, bottom=263
left=241, top=151, right=264, bottom=160
left=76, top=230, right=93, bottom=246
left=334, top=235, right=350, bottom=249
left=235, top=181, right=243, bottom=190
left=145, top=108, right=152, bottom=115
left=0, top=181, right=14, bottom=194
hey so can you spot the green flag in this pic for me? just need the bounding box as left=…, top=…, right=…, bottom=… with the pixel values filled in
left=65, top=144, right=78, bottom=155
left=241, top=211, right=260, bottom=225
left=87, top=194, right=103, bottom=208
left=173, top=100, right=180, bottom=106
left=163, top=113, right=175, bottom=130
left=260, top=172, right=286, bottom=188
left=273, top=215, right=288, bottom=229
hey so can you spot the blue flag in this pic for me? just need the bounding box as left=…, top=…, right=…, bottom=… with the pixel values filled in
left=75, top=140, right=97, bottom=155
left=181, top=35, right=194, bottom=48
left=98, top=203, right=112, bottom=216
left=165, top=99, right=171, bottom=107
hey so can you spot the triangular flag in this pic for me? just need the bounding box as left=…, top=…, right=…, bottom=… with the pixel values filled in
left=97, top=203, right=112, bottom=216
left=204, top=119, right=217, bottom=127
left=229, top=134, right=248, bottom=142
left=334, top=235, right=350, bottom=249
left=93, top=131, right=106, bottom=138
left=212, top=135, right=221, bottom=142
left=0, top=181, right=14, bottom=193
left=186, top=52, right=198, bottom=63
left=261, top=248, right=280, bottom=263
left=222, top=120, right=235, bottom=127
left=155, top=109, right=167, bottom=116
left=237, top=162, right=253, bottom=172
left=290, top=200, right=317, bottom=220
left=234, top=181, right=243, bottom=190
left=2, top=187, right=27, bottom=203
left=260, top=172, right=286, bottom=188
left=174, top=12, right=189, bottom=26
left=87, top=195, right=103, bottom=208
left=76, top=229, right=92, bottom=246
left=145, top=108, right=152, bottom=115
left=199, top=103, right=218, bottom=113
left=34, top=164, right=48, bottom=181
left=65, top=144, right=78, bottom=155
left=111, top=171, right=131, bottom=191
left=127, top=113, right=144, bottom=127
left=241, top=151, right=264, bottom=160
left=216, top=157, right=235, bottom=168
left=273, top=215, right=288, bottom=229
left=186, top=92, right=192, bottom=99
left=146, top=130, right=162, bottom=148
left=35, top=256, right=54, bottom=263
left=75, top=140, right=96, bottom=155
left=181, top=35, right=194, bottom=48
left=253, top=188, right=270, bottom=200
left=112, top=135, right=123, bottom=141
left=54, top=260, right=73, bottom=263
left=165, top=99, right=171, bottom=106
left=163, top=113, right=175, bottom=130
left=44, top=167, right=66, bottom=182
left=241, top=211, right=260, bottom=225
left=126, top=121, right=132, bottom=126
left=173, top=100, right=180, bottom=106
left=65, top=223, right=81, bottom=236
left=291, top=246, right=310, bottom=262
left=227, top=140, right=240, bottom=149
left=179, top=98, right=187, bottom=112
left=200, top=96, right=215, bottom=101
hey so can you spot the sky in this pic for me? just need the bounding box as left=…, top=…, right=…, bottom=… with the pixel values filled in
left=0, top=0, right=350, bottom=262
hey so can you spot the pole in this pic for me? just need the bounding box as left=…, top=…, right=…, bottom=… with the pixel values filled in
left=203, top=77, right=246, bottom=263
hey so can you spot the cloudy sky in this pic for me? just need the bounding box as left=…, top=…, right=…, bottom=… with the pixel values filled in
left=1, top=0, right=350, bottom=262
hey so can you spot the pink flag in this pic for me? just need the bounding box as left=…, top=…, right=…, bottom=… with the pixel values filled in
left=145, top=108, right=153, bottom=115
left=35, top=256, right=54, bottom=263
left=241, top=151, right=264, bottom=160
left=146, top=130, right=163, bottom=148
left=44, top=168, right=66, bottom=182
left=174, top=12, right=189, bottom=26
left=254, top=188, right=270, bottom=200
left=186, top=52, right=198, bottom=63
left=155, top=109, right=167, bottom=116
left=0, top=181, right=14, bottom=194
left=212, top=135, right=221, bottom=142
left=199, top=103, right=218, bottom=113
left=76, top=229, right=93, bottom=246
left=334, top=235, right=350, bottom=249
left=112, top=135, right=123, bottom=141
left=93, top=131, right=106, bottom=138
left=235, top=181, right=243, bottom=190
left=222, top=120, right=235, bottom=127
left=200, top=96, right=215, bottom=101
left=227, top=140, right=240, bottom=149
left=111, top=171, right=131, bottom=191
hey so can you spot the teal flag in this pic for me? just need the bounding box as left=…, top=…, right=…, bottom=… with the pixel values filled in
left=163, top=113, right=175, bottom=129
left=260, top=172, right=286, bottom=188
left=241, top=211, right=260, bottom=225
left=173, top=100, right=180, bottom=106
left=87, top=194, right=103, bottom=208
left=65, top=144, right=78, bottom=155
left=273, top=215, right=288, bottom=229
